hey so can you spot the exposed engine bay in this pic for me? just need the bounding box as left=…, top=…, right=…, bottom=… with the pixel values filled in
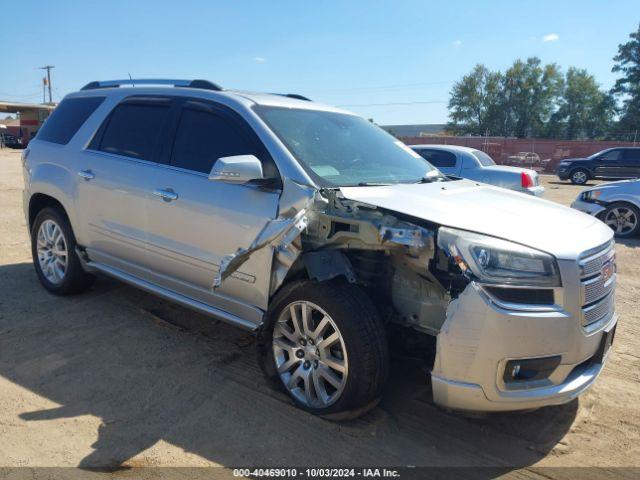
left=213, top=179, right=470, bottom=350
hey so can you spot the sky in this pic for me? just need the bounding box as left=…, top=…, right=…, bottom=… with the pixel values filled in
left=1, top=0, right=638, bottom=125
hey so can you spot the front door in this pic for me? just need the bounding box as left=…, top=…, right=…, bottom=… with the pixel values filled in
left=594, top=149, right=624, bottom=178
left=144, top=99, right=282, bottom=322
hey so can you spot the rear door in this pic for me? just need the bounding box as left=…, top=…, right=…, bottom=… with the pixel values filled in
left=77, top=96, right=174, bottom=277
left=416, top=149, right=460, bottom=176
left=620, top=149, right=640, bottom=178
left=144, top=98, right=281, bottom=319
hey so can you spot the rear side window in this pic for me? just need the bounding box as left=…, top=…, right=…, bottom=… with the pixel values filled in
left=417, top=149, right=457, bottom=168
left=99, top=102, right=170, bottom=160
left=171, top=107, right=257, bottom=174
left=471, top=150, right=496, bottom=166
left=622, top=149, right=640, bottom=161
left=37, top=96, right=105, bottom=145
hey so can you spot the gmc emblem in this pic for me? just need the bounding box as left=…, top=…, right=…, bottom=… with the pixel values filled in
left=602, top=260, right=615, bottom=283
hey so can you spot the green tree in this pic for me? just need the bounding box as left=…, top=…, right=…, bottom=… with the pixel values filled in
left=501, top=57, right=563, bottom=138
left=447, top=64, right=503, bottom=135
left=611, top=22, right=640, bottom=139
left=548, top=68, right=615, bottom=139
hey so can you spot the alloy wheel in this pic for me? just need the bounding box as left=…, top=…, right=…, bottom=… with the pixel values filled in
left=572, top=171, right=588, bottom=184
left=36, top=219, right=68, bottom=284
left=604, top=207, right=638, bottom=235
left=272, top=301, right=348, bottom=408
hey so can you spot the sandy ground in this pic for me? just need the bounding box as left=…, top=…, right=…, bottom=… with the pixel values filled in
left=0, top=148, right=639, bottom=477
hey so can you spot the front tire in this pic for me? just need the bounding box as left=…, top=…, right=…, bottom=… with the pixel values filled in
left=570, top=169, right=589, bottom=185
left=31, top=207, right=95, bottom=295
left=602, top=202, right=640, bottom=238
left=258, top=280, right=389, bottom=417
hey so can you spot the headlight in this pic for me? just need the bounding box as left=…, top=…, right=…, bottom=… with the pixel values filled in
left=582, top=190, right=602, bottom=202
left=437, top=227, right=561, bottom=287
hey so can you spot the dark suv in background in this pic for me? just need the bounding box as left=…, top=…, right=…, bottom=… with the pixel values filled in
left=557, top=147, right=640, bottom=185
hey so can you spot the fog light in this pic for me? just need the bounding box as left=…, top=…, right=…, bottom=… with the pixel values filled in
left=503, top=355, right=561, bottom=383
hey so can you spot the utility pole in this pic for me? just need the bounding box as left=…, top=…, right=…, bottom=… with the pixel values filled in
left=39, top=65, right=54, bottom=103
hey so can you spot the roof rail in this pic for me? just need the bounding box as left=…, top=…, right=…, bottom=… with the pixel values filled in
left=273, top=93, right=312, bottom=102
left=80, top=79, right=223, bottom=91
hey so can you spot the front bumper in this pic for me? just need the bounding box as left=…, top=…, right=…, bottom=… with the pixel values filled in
left=431, top=281, right=617, bottom=412
left=557, top=166, right=571, bottom=180
left=571, top=198, right=606, bottom=217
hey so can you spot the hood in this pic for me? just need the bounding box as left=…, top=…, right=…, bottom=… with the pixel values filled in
left=340, top=180, right=612, bottom=259
left=583, top=179, right=640, bottom=192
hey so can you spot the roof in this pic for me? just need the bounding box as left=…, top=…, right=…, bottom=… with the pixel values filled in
left=0, top=101, right=57, bottom=114
left=69, top=79, right=352, bottom=115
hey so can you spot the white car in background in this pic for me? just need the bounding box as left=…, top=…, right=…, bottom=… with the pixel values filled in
left=411, top=144, right=544, bottom=196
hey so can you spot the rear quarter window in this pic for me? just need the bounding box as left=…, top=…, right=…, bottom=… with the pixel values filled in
left=36, top=96, right=105, bottom=145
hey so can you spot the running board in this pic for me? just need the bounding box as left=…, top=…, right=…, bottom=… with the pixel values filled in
left=85, top=260, right=260, bottom=331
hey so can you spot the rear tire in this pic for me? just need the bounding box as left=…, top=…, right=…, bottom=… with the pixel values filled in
left=570, top=169, right=589, bottom=185
left=31, top=207, right=95, bottom=295
left=257, top=279, right=389, bottom=418
left=602, top=202, right=640, bottom=238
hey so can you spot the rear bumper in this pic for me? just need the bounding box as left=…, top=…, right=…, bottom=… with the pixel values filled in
left=571, top=198, right=606, bottom=217
left=525, top=185, right=545, bottom=196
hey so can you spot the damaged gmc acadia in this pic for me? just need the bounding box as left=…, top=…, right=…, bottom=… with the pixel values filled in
left=23, top=79, right=617, bottom=417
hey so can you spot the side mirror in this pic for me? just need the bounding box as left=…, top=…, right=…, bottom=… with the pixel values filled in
left=209, top=154, right=264, bottom=184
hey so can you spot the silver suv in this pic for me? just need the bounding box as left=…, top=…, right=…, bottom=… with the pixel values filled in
left=23, top=79, right=617, bottom=417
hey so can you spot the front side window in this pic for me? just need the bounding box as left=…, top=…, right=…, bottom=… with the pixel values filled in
left=597, top=149, right=621, bottom=161
left=37, top=96, right=105, bottom=145
left=255, top=106, right=437, bottom=186
left=170, top=108, right=255, bottom=174
left=99, top=102, right=170, bottom=160
left=471, top=150, right=496, bottom=166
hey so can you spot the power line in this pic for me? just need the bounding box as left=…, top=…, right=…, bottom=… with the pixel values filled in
left=337, top=100, right=447, bottom=107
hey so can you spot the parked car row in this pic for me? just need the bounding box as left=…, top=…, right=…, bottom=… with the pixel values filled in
left=22, top=79, right=617, bottom=418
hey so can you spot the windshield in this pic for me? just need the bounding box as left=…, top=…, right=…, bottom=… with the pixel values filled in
left=471, top=150, right=496, bottom=166
left=255, top=106, right=439, bottom=186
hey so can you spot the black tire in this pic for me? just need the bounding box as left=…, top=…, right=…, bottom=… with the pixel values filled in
left=570, top=168, right=590, bottom=185
left=257, top=279, right=389, bottom=418
left=601, top=202, right=640, bottom=238
left=31, top=207, right=95, bottom=295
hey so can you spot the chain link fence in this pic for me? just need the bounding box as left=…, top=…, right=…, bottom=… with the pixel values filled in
left=401, top=136, right=639, bottom=173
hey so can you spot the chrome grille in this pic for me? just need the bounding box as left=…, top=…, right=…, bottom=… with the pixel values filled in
left=579, top=241, right=616, bottom=329
left=579, top=241, right=615, bottom=278
left=583, top=293, right=615, bottom=326
left=583, top=274, right=615, bottom=304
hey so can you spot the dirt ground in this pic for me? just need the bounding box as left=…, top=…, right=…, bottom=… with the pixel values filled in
left=0, top=148, right=639, bottom=477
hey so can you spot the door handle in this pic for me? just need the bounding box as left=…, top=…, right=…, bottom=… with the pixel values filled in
left=153, top=188, right=178, bottom=202
left=77, top=169, right=95, bottom=181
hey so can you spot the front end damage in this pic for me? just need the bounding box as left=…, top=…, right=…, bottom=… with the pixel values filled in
left=213, top=184, right=615, bottom=412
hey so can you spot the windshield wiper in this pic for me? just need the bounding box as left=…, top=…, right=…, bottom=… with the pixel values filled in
left=357, top=182, right=394, bottom=186
left=415, top=176, right=446, bottom=184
